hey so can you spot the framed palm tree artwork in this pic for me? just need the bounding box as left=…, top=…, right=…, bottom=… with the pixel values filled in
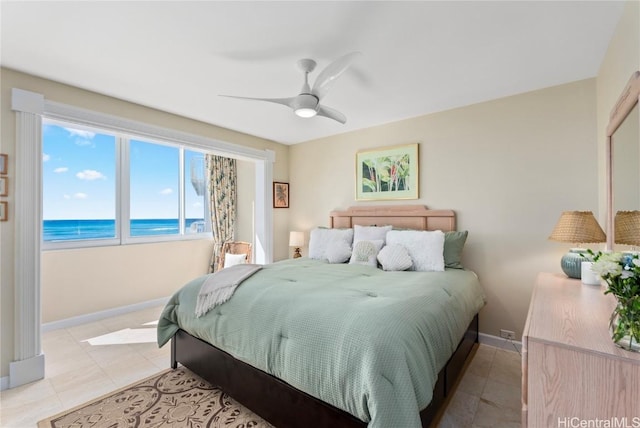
left=273, top=182, right=289, bottom=208
left=356, top=143, right=419, bottom=200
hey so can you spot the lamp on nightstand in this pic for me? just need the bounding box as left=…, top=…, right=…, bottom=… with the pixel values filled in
left=549, top=211, right=606, bottom=279
left=289, top=231, right=305, bottom=259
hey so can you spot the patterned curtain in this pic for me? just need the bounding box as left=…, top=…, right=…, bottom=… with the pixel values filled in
left=206, top=154, right=237, bottom=272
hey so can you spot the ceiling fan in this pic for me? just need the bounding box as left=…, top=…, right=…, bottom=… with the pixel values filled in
left=220, top=52, right=361, bottom=124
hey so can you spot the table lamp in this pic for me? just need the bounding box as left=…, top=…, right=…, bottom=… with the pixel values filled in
left=549, top=211, right=606, bottom=279
left=289, top=231, right=305, bottom=258
left=615, top=210, right=640, bottom=249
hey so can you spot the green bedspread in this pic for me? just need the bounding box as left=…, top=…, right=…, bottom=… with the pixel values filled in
left=157, top=258, right=485, bottom=428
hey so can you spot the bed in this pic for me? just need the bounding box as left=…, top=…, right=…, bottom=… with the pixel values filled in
left=157, top=205, right=485, bottom=428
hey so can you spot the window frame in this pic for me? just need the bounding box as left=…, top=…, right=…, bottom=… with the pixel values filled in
left=41, top=118, right=213, bottom=250
left=123, top=134, right=211, bottom=245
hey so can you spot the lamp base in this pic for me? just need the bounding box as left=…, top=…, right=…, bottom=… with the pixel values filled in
left=561, top=248, right=587, bottom=279
left=293, top=248, right=302, bottom=259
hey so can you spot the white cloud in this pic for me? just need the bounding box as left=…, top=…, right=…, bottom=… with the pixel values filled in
left=64, top=127, right=96, bottom=146
left=76, top=170, right=106, bottom=180
left=159, top=188, right=173, bottom=195
left=64, top=193, right=87, bottom=199
left=54, top=167, right=68, bottom=173
left=64, top=127, right=95, bottom=139
left=43, top=153, right=50, bottom=162
left=192, top=202, right=203, bottom=208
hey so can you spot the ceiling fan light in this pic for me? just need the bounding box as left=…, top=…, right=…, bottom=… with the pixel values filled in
left=291, top=93, right=319, bottom=119
left=294, top=107, right=317, bottom=118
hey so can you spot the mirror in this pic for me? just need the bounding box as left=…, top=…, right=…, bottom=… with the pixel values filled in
left=606, top=71, right=640, bottom=250
left=613, top=103, right=639, bottom=212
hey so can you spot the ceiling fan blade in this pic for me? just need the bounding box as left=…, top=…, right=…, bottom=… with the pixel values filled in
left=311, top=52, right=362, bottom=100
left=219, top=95, right=295, bottom=108
left=317, top=105, right=347, bottom=124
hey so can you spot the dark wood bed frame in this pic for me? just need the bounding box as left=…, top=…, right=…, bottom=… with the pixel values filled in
left=171, top=205, right=480, bottom=427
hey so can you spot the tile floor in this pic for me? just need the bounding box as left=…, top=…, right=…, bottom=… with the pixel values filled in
left=437, top=343, right=522, bottom=428
left=0, top=305, right=522, bottom=427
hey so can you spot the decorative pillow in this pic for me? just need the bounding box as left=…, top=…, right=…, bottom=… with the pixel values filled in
left=308, top=227, right=354, bottom=260
left=224, top=253, right=247, bottom=268
left=326, top=239, right=352, bottom=264
left=377, top=244, right=413, bottom=271
left=353, top=225, right=392, bottom=244
left=349, top=240, right=384, bottom=266
left=386, top=230, right=445, bottom=272
left=444, top=230, right=468, bottom=269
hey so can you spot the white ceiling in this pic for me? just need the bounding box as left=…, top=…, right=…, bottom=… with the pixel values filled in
left=0, top=1, right=625, bottom=145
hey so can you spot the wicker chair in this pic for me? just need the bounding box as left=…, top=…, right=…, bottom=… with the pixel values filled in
left=217, top=241, right=253, bottom=271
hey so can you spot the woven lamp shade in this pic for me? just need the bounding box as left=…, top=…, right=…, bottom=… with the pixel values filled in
left=549, top=211, right=606, bottom=279
left=549, top=211, right=606, bottom=244
left=615, top=210, right=640, bottom=246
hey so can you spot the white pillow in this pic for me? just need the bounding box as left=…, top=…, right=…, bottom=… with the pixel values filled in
left=326, top=240, right=352, bottom=264
left=349, top=240, right=384, bottom=266
left=224, top=252, right=247, bottom=268
left=377, top=244, right=413, bottom=271
left=308, top=228, right=354, bottom=260
left=386, top=230, right=445, bottom=272
left=353, top=225, right=392, bottom=244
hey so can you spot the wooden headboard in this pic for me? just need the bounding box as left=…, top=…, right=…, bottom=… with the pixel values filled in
left=329, top=205, right=456, bottom=231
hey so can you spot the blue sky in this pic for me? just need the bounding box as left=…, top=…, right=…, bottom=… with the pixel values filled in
left=42, top=122, right=205, bottom=220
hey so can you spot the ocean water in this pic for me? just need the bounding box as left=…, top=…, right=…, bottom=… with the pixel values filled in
left=43, top=218, right=205, bottom=241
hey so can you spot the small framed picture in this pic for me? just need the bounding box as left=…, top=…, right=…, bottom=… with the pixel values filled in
left=0, top=201, right=7, bottom=221
left=273, top=182, right=289, bottom=208
left=0, top=176, right=6, bottom=196
left=0, top=154, right=7, bottom=175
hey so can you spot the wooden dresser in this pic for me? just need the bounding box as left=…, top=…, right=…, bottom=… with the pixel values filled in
left=522, top=272, right=640, bottom=427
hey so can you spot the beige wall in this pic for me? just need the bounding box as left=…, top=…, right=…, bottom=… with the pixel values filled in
left=0, top=68, right=289, bottom=378
left=289, top=79, right=599, bottom=340
left=41, top=240, right=213, bottom=322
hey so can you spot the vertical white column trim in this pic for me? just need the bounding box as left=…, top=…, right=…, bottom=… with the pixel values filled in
left=14, top=111, right=42, bottom=359
left=10, top=107, right=44, bottom=387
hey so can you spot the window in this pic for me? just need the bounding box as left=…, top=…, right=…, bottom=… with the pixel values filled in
left=184, top=150, right=207, bottom=234
left=43, top=121, right=118, bottom=242
left=129, top=139, right=180, bottom=237
left=42, top=119, right=211, bottom=248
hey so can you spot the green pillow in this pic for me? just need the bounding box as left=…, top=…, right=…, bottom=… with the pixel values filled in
left=444, top=230, right=468, bottom=269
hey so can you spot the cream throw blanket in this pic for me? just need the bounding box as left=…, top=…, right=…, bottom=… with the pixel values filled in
left=195, top=264, right=262, bottom=317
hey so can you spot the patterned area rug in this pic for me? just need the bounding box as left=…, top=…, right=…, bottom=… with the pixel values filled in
left=38, top=367, right=274, bottom=428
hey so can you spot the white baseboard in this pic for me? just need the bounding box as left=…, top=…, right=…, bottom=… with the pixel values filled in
left=479, top=332, right=522, bottom=353
left=42, top=296, right=170, bottom=332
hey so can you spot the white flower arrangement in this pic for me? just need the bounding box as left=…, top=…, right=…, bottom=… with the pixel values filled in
left=584, top=250, right=640, bottom=351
